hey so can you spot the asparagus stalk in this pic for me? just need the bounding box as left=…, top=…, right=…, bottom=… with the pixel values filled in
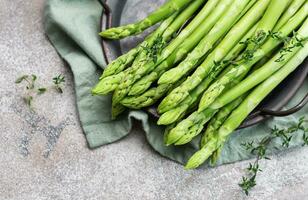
left=157, top=24, right=258, bottom=125
left=112, top=0, right=219, bottom=104
left=111, top=103, right=126, bottom=119
left=128, top=0, right=233, bottom=96
left=200, top=96, right=246, bottom=147
left=163, top=123, right=177, bottom=145
left=246, top=0, right=291, bottom=51
left=158, top=0, right=270, bottom=113
left=273, top=0, right=306, bottom=31
left=165, top=108, right=217, bottom=146
left=100, top=49, right=138, bottom=79
left=120, top=84, right=172, bottom=109
left=154, top=0, right=219, bottom=63
left=99, top=0, right=192, bottom=39
left=92, top=70, right=126, bottom=95
left=120, top=77, right=187, bottom=110
left=186, top=39, right=308, bottom=169
left=201, top=95, right=247, bottom=165
left=198, top=5, right=308, bottom=112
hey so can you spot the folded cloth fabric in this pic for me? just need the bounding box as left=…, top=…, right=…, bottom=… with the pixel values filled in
left=44, top=0, right=308, bottom=166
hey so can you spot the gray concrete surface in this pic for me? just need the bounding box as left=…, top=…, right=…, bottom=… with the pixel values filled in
left=1, top=0, right=308, bottom=200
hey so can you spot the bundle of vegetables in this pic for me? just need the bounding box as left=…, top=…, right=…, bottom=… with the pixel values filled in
left=93, top=0, right=308, bottom=169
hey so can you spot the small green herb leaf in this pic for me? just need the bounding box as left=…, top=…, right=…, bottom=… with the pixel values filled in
left=37, top=88, right=47, bottom=95
left=239, top=116, right=307, bottom=195
left=53, top=74, right=65, bottom=93
left=15, top=75, right=29, bottom=84
left=24, top=96, right=33, bottom=108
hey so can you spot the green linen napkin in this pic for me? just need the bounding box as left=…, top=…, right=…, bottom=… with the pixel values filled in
left=44, top=0, right=307, bottom=166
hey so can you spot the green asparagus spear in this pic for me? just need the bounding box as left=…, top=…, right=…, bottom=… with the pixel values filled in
left=185, top=138, right=218, bottom=169
left=158, top=0, right=270, bottom=113
left=165, top=108, right=217, bottom=146
left=92, top=70, right=126, bottom=95
left=100, top=49, right=138, bottom=79
left=163, top=123, right=177, bottom=145
left=198, top=5, right=308, bottom=112
left=157, top=24, right=258, bottom=125
left=112, top=0, right=218, bottom=104
left=120, top=84, right=171, bottom=109
left=201, top=95, right=247, bottom=165
left=273, top=0, right=306, bottom=31
left=100, top=0, right=192, bottom=39
left=127, top=0, right=224, bottom=96
left=186, top=38, right=308, bottom=169
left=111, top=103, right=126, bottom=120
left=200, top=96, right=246, bottom=147
left=245, top=0, right=291, bottom=51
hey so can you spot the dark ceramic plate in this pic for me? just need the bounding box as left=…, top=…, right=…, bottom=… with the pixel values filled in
left=99, top=0, right=308, bottom=128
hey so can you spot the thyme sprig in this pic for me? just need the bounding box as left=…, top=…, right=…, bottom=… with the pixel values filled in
left=274, top=31, right=307, bottom=62
left=53, top=74, right=66, bottom=93
left=240, top=30, right=268, bottom=61
left=16, top=74, right=66, bottom=108
left=239, top=116, right=308, bottom=195
left=142, top=35, right=165, bottom=63
left=15, top=74, right=47, bottom=108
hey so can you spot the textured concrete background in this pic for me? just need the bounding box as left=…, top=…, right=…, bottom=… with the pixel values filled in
left=1, top=0, right=308, bottom=200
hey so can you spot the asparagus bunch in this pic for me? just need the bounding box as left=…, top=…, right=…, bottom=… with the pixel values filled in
left=92, top=13, right=178, bottom=95
left=93, top=0, right=308, bottom=171
left=158, top=0, right=270, bottom=113
left=198, top=4, right=308, bottom=112
left=166, top=21, right=308, bottom=146
left=186, top=34, right=308, bottom=169
left=127, top=0, right=232, bottom=96
left=157, top=24, right=258, bottom=125
left=112, top=0, right=222, bottom=104
left=200, top=96, right=247, bottom=165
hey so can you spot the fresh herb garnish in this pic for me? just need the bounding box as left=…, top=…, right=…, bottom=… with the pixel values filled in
left=16, top=74, right=66, bottom=108
left=142, top=35, right=165, bottom=63
left=37, top=88, right=47, bottom=95
left=275, top=31, right=307, bottom=62
left=240, top=30, right=268, bottom=61
left=23, top=96, right=33, bottom=108
left=15, top=74, right=47, bottom=109
left=53, top=74, right=65, bottom=93
left=239, top=116, right=307, bottom=195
